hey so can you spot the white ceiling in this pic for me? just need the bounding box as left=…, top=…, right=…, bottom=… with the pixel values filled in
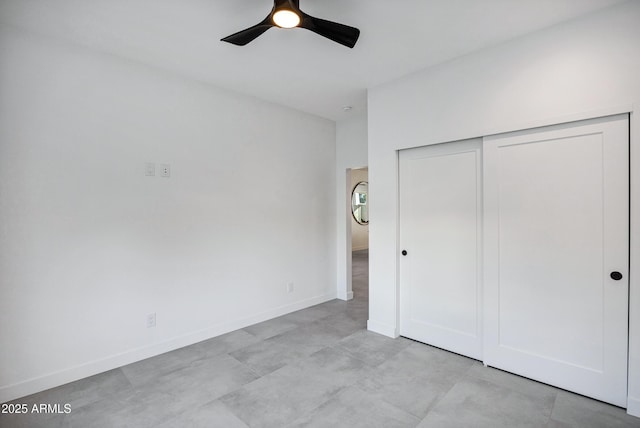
left=0, top=0, right=628, bottom=121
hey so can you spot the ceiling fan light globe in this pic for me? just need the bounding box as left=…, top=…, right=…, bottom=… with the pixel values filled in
left=273, top=10, right=300, bottom=28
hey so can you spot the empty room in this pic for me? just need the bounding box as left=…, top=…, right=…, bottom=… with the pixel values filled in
left=1, top=0, right=640, bottom=427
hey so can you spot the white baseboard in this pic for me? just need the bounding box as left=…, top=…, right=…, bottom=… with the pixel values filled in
left=367, top=319, right=398, bottom=338
left=337, top=290, right=354, bottom=301
left=628, top=396, right=640, bottom=418
left=352, top=246, right=369, bottom=252
left=0, top=292, right=336, bottom=403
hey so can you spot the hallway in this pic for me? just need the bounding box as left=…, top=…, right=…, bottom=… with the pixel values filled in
left=352, top=248, right=368, bottom=302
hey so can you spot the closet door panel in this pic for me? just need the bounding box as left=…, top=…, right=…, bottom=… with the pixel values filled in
left=399, top=139, right=483, bottom=359
left=483, top=114, right=629, bottom=406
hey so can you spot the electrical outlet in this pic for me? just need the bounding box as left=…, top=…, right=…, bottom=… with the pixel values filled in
left=287, top=282, right=294, bottom=293
left=146, top=313, right=156, bottom=328
left=160, top=164, right=170, bottom=178
left=145, top=162, right=156, bottom=176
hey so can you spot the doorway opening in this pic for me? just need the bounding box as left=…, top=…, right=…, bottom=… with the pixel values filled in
left=350, top=167, right=369, bottom=303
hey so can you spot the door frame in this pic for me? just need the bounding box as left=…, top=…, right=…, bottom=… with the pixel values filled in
left=338, top=168, right=354, bottom=301
left=338, top=166, right=369, bottom=301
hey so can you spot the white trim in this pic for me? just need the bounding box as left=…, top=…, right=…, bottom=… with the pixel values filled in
left=394, top=149, right=402, bottom=340
left=337, top=290, right=354, bottom=301
left=629, top=108, right=640, bottom=415
left=628, top=396, right=640, bottom=417
left=0, top=292, right=336, bottom=403
left=480, top=105, right=635, bottom=142
left=367, top=320, right=398, bottom=338
left=338, top=168, right=353, bottom=304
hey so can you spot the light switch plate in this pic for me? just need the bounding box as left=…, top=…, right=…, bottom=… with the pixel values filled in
left=145, top=162, right=155, bottom=176
left=160, top=164, right=170, bottom=178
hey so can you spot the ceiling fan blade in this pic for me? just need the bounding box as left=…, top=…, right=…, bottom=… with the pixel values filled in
left=299, top=13, right=360, bottom=48
left=221, top=16, right=274, bottom=46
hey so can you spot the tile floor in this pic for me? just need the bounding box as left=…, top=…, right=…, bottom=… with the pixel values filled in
left=1, top=250, right=639, bottom=427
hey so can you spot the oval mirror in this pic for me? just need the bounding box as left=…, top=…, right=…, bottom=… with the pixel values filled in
left=351, top=181, right=368, bottom=225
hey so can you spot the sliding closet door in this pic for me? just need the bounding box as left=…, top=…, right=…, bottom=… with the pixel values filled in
left=483, top=114, right=629, bottom=406
left=399, top=139, right=483, bottom=360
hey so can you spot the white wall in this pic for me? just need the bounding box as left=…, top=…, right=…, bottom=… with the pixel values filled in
left=335, top=114, right=368, bottom=300
left=367, top=0, right=640, bottom=416
left=0, top=25, right=336, bottom=402
left=350, top=168, right=369, bottom=251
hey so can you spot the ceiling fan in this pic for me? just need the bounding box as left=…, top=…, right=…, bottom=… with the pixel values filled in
left=221, top=0, right=360, bottom=48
